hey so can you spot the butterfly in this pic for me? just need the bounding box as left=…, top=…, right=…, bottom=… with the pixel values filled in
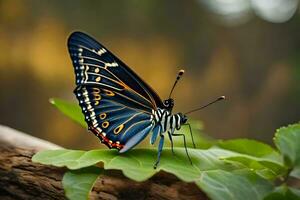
left=67, top=31, right=225, bottom=168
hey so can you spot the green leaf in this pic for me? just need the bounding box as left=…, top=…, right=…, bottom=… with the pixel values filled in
left=218, top=139, right=280, bottom=160
left=49, top=98, right=86, bottom=128
left=274, top=123, right=300, bottom=167
left=196, top=169, right=273, bottom=200
left=222, top=155, right=286, bottom=180
left=217, top=139, right=286, bottom=180
left=33, top=147, right=242, bottom=182
left=63, top=167, right=101, bottom=200
left=264, top=185, right=300, bottom=200
left=33, top=148, right=276, bottom=199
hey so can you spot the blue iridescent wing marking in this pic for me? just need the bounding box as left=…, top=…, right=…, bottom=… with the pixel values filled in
left=68, top=31, right=161, bottom=151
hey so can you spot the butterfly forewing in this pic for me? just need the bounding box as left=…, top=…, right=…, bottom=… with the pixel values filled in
left=68, top=31, right=160, bottom=151
left=68, top=32, right=163, bottom=107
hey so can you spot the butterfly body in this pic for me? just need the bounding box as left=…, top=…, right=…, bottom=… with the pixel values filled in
left=68, top=31, right=191, bottom=168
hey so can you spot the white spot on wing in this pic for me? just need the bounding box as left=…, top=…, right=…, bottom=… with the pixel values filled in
left=97, top=48, right=106, bottom=55
left=96, top=127, right=102, bottom=132
left=106, top=62, right=118, bottom=67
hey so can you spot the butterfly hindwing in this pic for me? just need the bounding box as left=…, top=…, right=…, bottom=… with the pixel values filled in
left=74, top=85, right=154, bottom=150
left=68, top=31, right=160, bottom=151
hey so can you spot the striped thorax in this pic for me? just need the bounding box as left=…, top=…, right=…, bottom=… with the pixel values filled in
left=153, top=108, right=187, bottom=134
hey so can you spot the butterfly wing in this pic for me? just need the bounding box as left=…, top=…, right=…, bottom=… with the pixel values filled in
left=68, top=31, right=161, bottom=151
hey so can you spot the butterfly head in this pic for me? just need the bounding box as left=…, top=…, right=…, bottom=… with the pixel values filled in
left=163, top=98, right=174, bottom=110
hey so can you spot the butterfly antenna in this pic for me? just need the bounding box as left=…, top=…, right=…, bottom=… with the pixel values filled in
left=184, top=96, right=226, bottom=115
left=169, top=69, right=185, bottom=98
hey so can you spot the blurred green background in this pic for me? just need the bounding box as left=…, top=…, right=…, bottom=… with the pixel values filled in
left=0, top=0, right=299, bottom=149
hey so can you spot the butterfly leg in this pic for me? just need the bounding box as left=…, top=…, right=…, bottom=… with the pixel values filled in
left=182, top=123, right=196, bottom=148
left=153, top=134, right=164, bottom=169
left=171, top=133, right=193, bottom=165
left=167, top=131, right=175, bottom=155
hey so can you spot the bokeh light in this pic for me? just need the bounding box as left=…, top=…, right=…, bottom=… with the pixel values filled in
left=199, top=0, right=299, bottom=25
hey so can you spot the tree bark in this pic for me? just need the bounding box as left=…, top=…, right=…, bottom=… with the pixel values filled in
left=0, top=125, right=208, bottom=200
